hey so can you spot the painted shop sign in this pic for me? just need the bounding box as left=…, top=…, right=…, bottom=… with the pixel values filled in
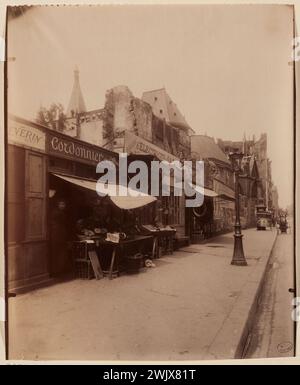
left=8, top=118, right=46, bottom=152
left=48, top=132, right=117, bottom=165
left=125, top=131, right=178, bottom=163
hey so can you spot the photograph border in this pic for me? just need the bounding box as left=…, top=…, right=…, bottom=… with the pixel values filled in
left=0, top=0, right=299, bottom=365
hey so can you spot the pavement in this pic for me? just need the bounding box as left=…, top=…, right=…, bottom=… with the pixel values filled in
left=244, top=226, right=295, bottom=359
left=8, top=228, right=278, bottom=361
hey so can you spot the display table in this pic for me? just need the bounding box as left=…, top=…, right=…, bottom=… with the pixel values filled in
left=85, top=235, right=154, bottom=279
left=72, top=240, right=102, bottom=279
left=156, top=229, right=176, bottom=257
left=73, top=231, right=177, bottom=280
left=139, top=226, right=176, bottom=259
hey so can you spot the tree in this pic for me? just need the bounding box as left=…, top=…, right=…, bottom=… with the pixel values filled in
left=8, top=6, right=32, bottom=20
left=36, top=103, right=67, bottom=132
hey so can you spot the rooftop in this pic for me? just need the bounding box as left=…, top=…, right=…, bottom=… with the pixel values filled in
left=67, top=68, right=87, bottom=117
left=191, top=135, right=230, bottom=165
left=142, top=88, right=193, bottom=132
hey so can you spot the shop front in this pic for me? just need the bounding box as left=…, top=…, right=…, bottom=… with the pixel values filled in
left=7, top=116, right=49, bottom=293
left=124, top=132, right=187, bottom=238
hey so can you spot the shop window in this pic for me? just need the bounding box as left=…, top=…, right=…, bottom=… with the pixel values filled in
left=49, top=157, right=73, bottom=174
left=154, top=118, right=164, bottom=142
left=161, top=190, right=181, bottom=226
left=74, top=162, right=96, bottom=179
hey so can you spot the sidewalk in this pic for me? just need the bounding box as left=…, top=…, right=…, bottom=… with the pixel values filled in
left=9, top=228, right=277, bottom=361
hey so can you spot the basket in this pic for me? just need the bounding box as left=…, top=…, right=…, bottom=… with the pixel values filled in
left=72, top=241, right=95, bottom=279
left=124, top=253, right=144, bottom=274
left=74, top=259, right=95, bottom=279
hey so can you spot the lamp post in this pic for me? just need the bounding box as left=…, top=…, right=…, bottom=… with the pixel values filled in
left=228, top=152, right=247, bottom=266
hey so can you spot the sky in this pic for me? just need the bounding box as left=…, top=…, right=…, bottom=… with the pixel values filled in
left=7, top=4, right=294, bottom=208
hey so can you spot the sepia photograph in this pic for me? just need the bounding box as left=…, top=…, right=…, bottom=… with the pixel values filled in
left=4, top=3, right=296, bottom=362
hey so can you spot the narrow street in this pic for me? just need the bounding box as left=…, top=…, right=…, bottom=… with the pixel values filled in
left=244, top=225, right=295, bottom=359
left=8, top=228, right=278, bottom=361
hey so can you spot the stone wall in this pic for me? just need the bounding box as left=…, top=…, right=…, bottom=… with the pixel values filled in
left=151, top=115, right=190, bottom=159
left=105, top=85, right=191, bottom=159
left=132, top=97, right=153, bottom=142
left=78, top=110, right=105, bottom=147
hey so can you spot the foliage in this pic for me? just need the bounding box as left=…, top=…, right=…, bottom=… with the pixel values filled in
left=36, top=103, right=67, bottom=132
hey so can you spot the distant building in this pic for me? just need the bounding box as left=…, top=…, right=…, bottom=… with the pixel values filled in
left=59, top=77, right=194, bottom=238
left=63, top=69, right=104, bottom=147
left=102, top=85, right=192, bottom=237
left=239, top=155, right=263, bottom=226
left=252, top=134, right=270, bottom=208
left=218, top=134, right=278, bottom=213
left=67, top=67, right=86, bottom=117
left=40, top=69, right=278, bottom=241
left=142, top=88, right=195, bottom=136
left=271, top=185, right=279, bottom=217
left=217, top=133, right=256, bottom=155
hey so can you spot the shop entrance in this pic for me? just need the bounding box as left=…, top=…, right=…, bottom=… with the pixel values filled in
left=49, top=173, right=83, bottom=276
left=48, top=168, right=159, bottom=280
left=186, top=197, right=214, bottom=243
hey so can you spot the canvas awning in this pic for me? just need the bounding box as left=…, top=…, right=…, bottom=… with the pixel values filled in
left=52, top=173, right=157, bottom=210
left=190, top=183, right=219, bottom=198
left=191, top=183, right=236, bottom=200
left=211, top=180, right=236, bottom=201
left=217, top=194, right=236, bottom=202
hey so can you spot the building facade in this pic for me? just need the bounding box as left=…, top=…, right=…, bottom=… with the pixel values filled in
left=7, top=114, right=119, bottom=292
left=190, top=135, right=236, bottom=238
left=104, top=86, right=191, bottom=237
left=55, top=75, right=193, bottom=238
left=218, top=133, right=277, bottom=213
left=36, top=69, right=279, bottom=243
left=239, top=155, right=263, bottom=226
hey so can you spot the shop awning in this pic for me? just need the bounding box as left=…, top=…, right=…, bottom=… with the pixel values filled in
left=191, top=184, right=236, bottom=200
left=217, top=194, right=236, bottom=202
left=210, top=180, right=236, bottom=201
left=52, top=173, right=157, bottom=210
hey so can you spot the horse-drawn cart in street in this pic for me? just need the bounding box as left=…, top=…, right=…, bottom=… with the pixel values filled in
left=277, top=213, right=290, bottom=234
left=255, top=204, right=273, bottom=231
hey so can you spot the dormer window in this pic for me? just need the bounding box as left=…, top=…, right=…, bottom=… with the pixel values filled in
left=160, top=109, right=163, bottom=114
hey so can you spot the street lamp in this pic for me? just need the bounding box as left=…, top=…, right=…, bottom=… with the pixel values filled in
left=228, top=152, right=247, bottom=266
